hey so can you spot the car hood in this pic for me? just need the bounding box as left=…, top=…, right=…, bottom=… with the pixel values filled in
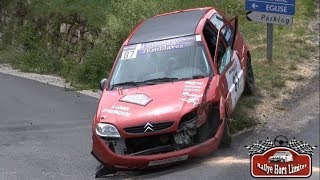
left=97, top=78, right=209, bottom=132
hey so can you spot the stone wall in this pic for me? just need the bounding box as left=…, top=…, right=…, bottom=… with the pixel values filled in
left=0, top=3, right=97, bottom=64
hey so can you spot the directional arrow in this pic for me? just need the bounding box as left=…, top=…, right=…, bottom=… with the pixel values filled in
left=252, top=3, right=258, bottom=9
left=246, top=11, right=293, bottom=26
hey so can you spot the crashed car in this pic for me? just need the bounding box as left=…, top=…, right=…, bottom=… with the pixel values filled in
left=91, top=7, right=255, bottom=177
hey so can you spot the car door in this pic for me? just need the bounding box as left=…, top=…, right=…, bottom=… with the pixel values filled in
left=213, top=15, right=245, bottom=112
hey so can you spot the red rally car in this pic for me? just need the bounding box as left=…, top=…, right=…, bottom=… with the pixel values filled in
left=91, top=7, right=255, bottom=177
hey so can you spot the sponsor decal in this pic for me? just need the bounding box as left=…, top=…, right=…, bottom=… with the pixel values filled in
left=184, top=81, right=204, bottom=85
left=181, top=81, right=204, bottom=106
left=245, top=135, right=317, bottom=178
left=120, top=36, right=198, bottom=60
left=195, top=34, right=202, bottom=41
left=119, top=93, right=152, bottom=106
left=102, top=105, right=131, bottom=117
left=181, top=92, right=203, bottom=106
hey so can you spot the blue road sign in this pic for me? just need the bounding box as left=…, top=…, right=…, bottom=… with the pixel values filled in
left=246, top=0, right=295, bottom=15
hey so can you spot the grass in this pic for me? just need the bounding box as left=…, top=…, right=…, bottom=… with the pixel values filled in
left=0, top=0, right=318, bottom=133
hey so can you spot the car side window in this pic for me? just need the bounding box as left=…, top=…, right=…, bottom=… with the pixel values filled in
left=202, top=23, right=218, bottom=62
left=210, top=13, right=234, bottom=47
left=218, top=46, right=232, bottom=74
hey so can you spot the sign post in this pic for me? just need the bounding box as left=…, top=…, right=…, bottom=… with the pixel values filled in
left=246, top=0, right=296, bottom=61
left=267, top=23, right=273, bottom=61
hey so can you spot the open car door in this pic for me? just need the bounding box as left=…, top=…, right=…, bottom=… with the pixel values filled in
left=214, top=16, right=245, bottom=113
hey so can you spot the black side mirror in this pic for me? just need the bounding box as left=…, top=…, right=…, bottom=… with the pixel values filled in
left=100, top=78, right=108, bottom=91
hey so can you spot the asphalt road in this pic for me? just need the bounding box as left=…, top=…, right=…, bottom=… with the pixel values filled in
left=0, top=72, right=319, bottom=180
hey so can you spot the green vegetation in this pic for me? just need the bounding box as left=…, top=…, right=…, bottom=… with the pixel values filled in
left=0, top=0, right=317, bottom=132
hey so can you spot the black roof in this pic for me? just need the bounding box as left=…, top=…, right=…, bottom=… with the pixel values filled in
left=128, top=9, right=208, bottom=44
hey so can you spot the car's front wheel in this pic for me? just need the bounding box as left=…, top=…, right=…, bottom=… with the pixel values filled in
left=244, top=56, right=255, bottom=95
left=219, top=118, right=232, bottom=148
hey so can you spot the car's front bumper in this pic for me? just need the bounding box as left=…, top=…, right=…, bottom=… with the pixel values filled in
left=269, top=158, right=285, bottom=163
left=91, top=120, right=225, bottom=170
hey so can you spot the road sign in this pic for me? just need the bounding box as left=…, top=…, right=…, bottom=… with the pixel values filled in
left=246, top=0, right=295, bottom=15
left=246, top=11, right=293, bottom=26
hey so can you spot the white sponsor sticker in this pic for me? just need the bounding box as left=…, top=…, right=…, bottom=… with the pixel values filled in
left=119, top=93, right=152, bottom=106
left=196, top=35, right=201, bottom=41
left=183, top=88, right=202, bottom=92
left=181, top=92, right=203, bottom=98
left=181, top=98, right=200, bottom=106
left=184, top=85, right=202, bottom=89
left=184, top=81, right=203, bottom=85
left=148, top=155, right=189, bottom=166
left=102, top=108, right=131, bottom=117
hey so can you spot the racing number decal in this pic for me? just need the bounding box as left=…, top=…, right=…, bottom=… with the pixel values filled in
left=121, top=44, right=141, bottom=60
left=122, top=50, right=135, bottom=59
left=226, top=54, right=244, bottom=110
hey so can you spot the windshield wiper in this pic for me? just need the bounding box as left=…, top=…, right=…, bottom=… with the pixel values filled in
left=110, top=80, right=158, bottom=89
left=110, top=77, right=182, bottom=89
left=192, top=75, right=206, bottom=79
left=142, top=77, right=179, bottom=83
left=111, top=81, right=143, bottom=88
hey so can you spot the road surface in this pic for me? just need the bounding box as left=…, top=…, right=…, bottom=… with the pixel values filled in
left=0, top=72, right=319, bottom=179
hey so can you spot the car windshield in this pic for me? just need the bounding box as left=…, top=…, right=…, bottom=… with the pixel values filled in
left=109, top=35, right=212, bottom=87
left=274, top=152, right=287, bottom=156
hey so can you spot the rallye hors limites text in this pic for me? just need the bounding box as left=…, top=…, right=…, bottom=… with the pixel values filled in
left=91, top=7, right=255, bottom=176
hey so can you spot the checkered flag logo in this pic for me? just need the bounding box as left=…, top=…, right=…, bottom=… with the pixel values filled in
left=287, top=138, right=317, bottom=156
left=245, top=137, right=275, bottom=156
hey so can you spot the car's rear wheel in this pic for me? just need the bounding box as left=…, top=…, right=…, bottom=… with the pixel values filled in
left=244, top=56, right=255, bottom=95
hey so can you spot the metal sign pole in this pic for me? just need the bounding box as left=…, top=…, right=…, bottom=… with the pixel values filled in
left=246, top=0, right=295, bottom=61
left=267, top=23, right=273, bottom=61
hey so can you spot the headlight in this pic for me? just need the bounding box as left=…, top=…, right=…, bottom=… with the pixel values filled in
left=95, top=123, right=121, bottom=138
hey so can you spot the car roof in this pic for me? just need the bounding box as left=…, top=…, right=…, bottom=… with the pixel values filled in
left=275, top=151, right=290, bottom=154
left=128, top=8, right=209, bottom=45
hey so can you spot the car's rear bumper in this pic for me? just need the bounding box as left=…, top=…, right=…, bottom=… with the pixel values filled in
left=91, top=120, right=225, bottom=170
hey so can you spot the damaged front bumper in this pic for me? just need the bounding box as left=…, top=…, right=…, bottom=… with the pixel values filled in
left=91, top=118, right=225, bottom=170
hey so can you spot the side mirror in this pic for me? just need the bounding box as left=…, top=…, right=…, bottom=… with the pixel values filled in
left=100, top=78, right=108, bottom=91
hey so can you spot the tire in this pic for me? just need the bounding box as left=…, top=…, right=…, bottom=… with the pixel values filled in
left=219, top=119, right=232, bottom=148
left=244, top=56, right=255, bottom=95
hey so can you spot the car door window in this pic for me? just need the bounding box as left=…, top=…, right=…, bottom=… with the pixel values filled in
left=202, top=23, right=218, bottom=62
left=218, top=46, right=232, bottom=74
left=210, top=13, right=235, bottom=47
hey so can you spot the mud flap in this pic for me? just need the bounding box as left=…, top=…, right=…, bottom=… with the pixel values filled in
left=95, top=164, right=118, bottom=178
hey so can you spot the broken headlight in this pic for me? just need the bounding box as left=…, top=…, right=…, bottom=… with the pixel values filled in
left=174, top=110, right=198, bottom=148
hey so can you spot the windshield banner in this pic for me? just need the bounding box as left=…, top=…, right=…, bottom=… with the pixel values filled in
left=121, top=36, right=198, bottom=60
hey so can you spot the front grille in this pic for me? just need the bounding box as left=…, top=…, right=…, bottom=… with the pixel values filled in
left=125, top=133, right=174, bottom=155
left=124, top=121, right=174, bottom=134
